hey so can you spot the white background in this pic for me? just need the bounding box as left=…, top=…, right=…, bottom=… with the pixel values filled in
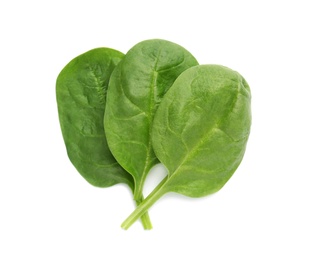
left=1, top=0, right=309, bottom=259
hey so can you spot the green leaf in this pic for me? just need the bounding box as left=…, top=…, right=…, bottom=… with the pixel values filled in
left=121, top=65, right=251, bottom=229
left=56, top=48, right=152, bottom=229
left=56, top=48, right=133, bottom=188
left=104, top=39, right=198, bottom=203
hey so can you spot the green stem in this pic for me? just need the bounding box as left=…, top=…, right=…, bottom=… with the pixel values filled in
left=140, top=211, right=152, bottom=229
left=135, top=196, right=152, bottom=230
left=122, top=176, right=168, bottom=230
left=133, top=169, right=153, bottom=229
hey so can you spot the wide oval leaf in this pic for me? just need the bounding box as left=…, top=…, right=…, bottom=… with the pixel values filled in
left=56, top=48, right=134, bottom=189
left=152, top=64, right=251, bottom=197
left=104, top=39, right=198, bottom=200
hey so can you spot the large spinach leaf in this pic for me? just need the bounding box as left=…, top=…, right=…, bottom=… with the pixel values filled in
left=56, top=48, right=152, bottom=229
left=104, top=39, right=198, bottom=205
left=121, top=65, right=251, bottom=229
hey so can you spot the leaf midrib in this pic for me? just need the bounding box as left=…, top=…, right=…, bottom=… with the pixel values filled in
left=136, top=49, right=161, bottom=195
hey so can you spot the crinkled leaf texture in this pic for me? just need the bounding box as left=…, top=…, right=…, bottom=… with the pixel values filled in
left=56, top=48, right=134, bottom=190
left=104, top=39, right=198, bottom=199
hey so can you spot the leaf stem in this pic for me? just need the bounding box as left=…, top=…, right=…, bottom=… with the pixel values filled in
left=133, top=168, right=153, bottom=229
left=122, top=176, right=168, bottom=230
left=135, top=196, right=152, bottom=230
left=139, top=210, right=152, bottom=230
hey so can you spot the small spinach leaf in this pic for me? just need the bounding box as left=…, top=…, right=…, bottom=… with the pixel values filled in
left=104, top=39, right=198, bottom=205
left=56, top=48, right=131, bottom=187
left=121, top=65, right=251, bottom=229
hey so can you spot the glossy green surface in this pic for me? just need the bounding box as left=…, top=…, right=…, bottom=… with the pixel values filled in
left=104, top=39, right=198, bottom=202
left=153, top=65, right=251, bottom=197
left=56, top=48, right=133, bottom=189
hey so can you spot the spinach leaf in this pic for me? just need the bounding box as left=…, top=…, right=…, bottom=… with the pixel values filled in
left=56, top=48, right=152, bottom=229
left=104, top=39, right=198, bottom=207
left=121, top=65, right=251, bottom=229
